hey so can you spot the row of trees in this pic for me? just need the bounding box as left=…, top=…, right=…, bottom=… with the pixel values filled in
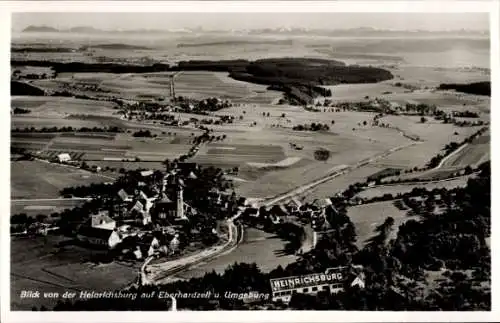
left=293, top=123, right=330, bottom=132
left=12, top=107, right=31, bottom=114
left=12, top=126, right=123, bottom=133
left=132, top=130, right=154, bottom=138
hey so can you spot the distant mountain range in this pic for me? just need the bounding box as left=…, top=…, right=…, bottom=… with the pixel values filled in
left=20, top=25, right=489, bottom=37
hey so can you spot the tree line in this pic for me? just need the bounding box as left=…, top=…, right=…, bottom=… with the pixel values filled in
left=12, top=126, right=123, bottom=133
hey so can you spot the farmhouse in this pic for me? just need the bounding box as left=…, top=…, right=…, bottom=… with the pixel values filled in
left=310, top=198, right=334, bottom=217
left=311, top=198, right=333, bottom=209
left=126, top=198, right=153, bottom=226
left=57, top=153, right=71, bottom=163
left=140, top=170, right=154, bottom=177
left=286, top=198, right=302, bottom=213
left=118, top=189, right=132, bottom=202
left=141, top=235, right=161, bottom=257
left=89, top=211, right=116, bottom=230
left=77, top=227, right=122, bottom=249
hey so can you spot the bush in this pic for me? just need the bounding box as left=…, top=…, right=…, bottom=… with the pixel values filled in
left=314, top=148, right=331, bottom=162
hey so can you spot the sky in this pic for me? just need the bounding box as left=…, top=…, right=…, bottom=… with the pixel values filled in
left=12, top=12, right=489, bottom=32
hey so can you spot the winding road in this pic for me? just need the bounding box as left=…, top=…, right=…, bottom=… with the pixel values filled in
left=141, top=219, right=241, bottom=285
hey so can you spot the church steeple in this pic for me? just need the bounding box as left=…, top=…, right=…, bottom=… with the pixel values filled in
left=176, top=177, right=185, bottom=219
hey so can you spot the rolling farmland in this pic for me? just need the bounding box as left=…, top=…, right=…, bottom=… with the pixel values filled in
left=11, top=199, right=88, bottom=217
left=11, top=161, right=110, bottom=199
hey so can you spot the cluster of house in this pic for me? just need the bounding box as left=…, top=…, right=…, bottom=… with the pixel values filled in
left=75, top=165, right=211, bottom=260
left=241, top=197, right=336, bottom=231
left=76, top=210, right=181, bottom=260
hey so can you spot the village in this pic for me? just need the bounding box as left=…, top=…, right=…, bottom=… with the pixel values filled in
left=11, top=153, right=339, bottom=269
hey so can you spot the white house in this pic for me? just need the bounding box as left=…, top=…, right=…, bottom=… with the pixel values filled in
left=90, top=212, right=116, bottom=230
left=147, top=237, right=160, bottom=257
left=57, top=153, right=71, bottom=163
left=286, top=198, right=303, bottom=213
left=118, top=189, right=132, bottom=202
left=169, top=234, right=180, bottom=253
left=140, top=170, right=154, bottom=177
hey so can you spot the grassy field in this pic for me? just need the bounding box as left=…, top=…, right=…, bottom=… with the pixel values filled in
left=29, top=70, right=281, bottom=103
left=193, top=143, right=286, bottom=166
left=11, top=199, right=87, bottom=217
left=392, top=65, right=489, bottom=88
left=12, top=96, right=118, bottom=118
left=299, top=165, right=386, bottom=202
left=175, top=71, right=281, bottom=104
left=12, top=128, right=194, bottom=164
left=356, top=176, right=470, bottom=200
left=11, top=161, right=110, bottom=199
left=196, top=105, right=415, bottom=199
left=175, top=227, right=297, bottom=279
left=11, top=236, right=139, bottom=310
left=439, top=133, right=490, bottom=168
left=322, top=81, right=408, bottom=101
left=371, top=121, right=482, bottom=169
left=347, top=201, right=416, bottom=249
left=441, top=143, right=490, bottom=168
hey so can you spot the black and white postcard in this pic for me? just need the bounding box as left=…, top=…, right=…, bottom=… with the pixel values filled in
left=1, top=1, right=497, bottom=322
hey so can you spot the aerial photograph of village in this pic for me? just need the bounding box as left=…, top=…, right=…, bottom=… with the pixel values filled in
left=9, top=9, right=491, bottom=312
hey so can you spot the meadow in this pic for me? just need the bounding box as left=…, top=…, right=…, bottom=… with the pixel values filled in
left=439, top=133, right=490, bottom=168
left=11, top=199, right=87, bottom=217
left=174, top=227, right=297, bottom=279
left=11, top=236, right=138, bottom=310
left=11, top=161, right=110, bottom=199
left=11, top=96, right=118, bottom=118
left=347, top=201, right=417, bottom=249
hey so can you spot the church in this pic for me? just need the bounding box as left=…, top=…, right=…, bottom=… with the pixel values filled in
left=152, top=174, right=195, bottom=224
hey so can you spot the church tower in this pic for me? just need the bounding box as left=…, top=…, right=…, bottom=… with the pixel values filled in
left=176, top=179, right=184, bottom=219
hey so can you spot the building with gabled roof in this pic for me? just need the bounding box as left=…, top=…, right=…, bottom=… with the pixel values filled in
left=140, top=170, right=154, bottom=177
left=188, top=171, right=198, bottom=180
left=77, top=227, right=122, bottom=249
left=118, top=189, right=132, bottom=202
left=286, top=198, right=303, bottom=213
left=311, top=198, right=332, bottom=209
left=89, top=211, right=116, bottom=230
left=57, top=153, right=71, bottom=163
left=129, top=200, right=145, bottom=214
